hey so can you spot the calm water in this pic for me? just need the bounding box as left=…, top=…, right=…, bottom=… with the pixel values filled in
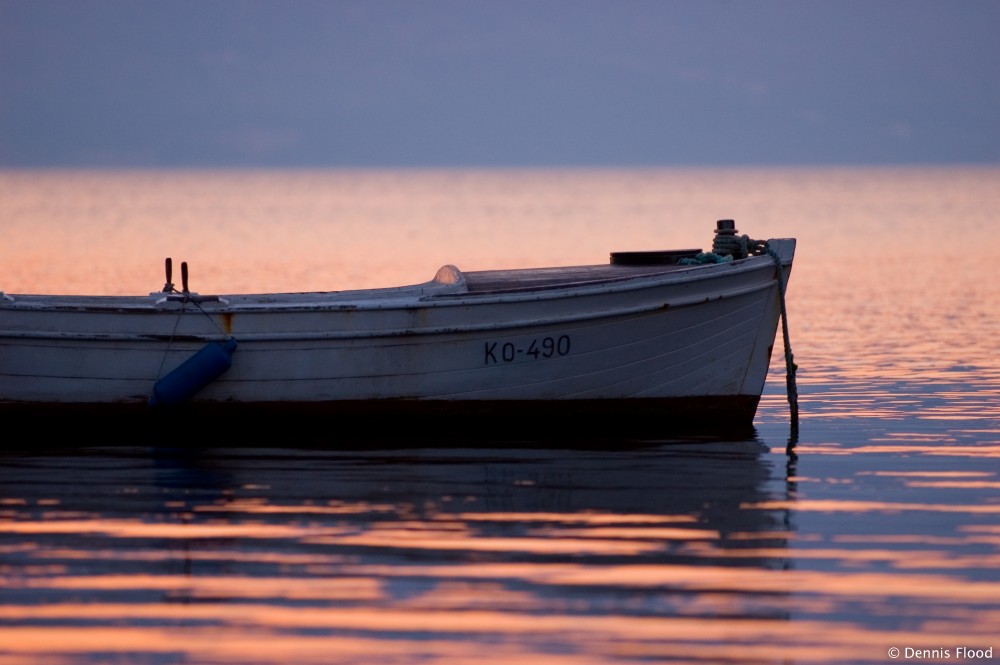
left=1, top=167, right=999, bottom=664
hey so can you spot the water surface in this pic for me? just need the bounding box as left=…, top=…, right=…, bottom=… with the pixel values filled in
left=1, top=167, right=998, bottom=664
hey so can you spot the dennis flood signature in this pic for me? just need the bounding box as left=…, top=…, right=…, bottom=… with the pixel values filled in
left=888, top=646, right=994, bottom=660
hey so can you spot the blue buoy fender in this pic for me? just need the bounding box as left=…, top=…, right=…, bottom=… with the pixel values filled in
left=149, top=338, right=238, bottom=407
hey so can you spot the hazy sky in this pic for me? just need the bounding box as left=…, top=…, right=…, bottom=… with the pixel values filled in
left=2, top=0, right=998, bottom=167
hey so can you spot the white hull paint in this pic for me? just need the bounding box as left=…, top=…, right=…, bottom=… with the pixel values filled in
left=1, top=239, right=794, bottom=431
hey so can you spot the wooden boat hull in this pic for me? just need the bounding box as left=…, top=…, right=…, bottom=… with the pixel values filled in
left=0, top=240, right=794, bottom=434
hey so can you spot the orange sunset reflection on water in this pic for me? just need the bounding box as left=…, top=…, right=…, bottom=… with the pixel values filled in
left=2, top=490, right=999, bottom=665
left=2, top=438, right=999, bottom=665
left=2, top=167, right=1000, bottom=664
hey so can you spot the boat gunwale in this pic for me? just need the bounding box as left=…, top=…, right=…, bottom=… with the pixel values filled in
left=2, top=277, right=779, bottom=343
left=2, top=251, right=788, bottom=315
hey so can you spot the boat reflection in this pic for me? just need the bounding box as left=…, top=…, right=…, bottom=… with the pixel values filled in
left=0, top=439, right=794, bottom=664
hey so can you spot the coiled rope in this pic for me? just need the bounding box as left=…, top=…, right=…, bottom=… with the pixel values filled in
left=712, top=231, right=767, bottom=259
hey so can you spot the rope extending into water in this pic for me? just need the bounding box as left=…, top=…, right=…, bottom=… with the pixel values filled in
left=765, top=243, right=800, bottom=445
left=729, top=234, right=800, bottom=439
left=681, top=231, right=800, bottom=442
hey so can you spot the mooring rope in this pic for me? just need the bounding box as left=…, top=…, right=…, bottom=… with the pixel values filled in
left=681, top=225, right=800, bottom=440
left=765, top=242, right=800, bottom=440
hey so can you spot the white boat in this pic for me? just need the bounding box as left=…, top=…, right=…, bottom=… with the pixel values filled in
left=0, top=222, right=795, bottom=437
